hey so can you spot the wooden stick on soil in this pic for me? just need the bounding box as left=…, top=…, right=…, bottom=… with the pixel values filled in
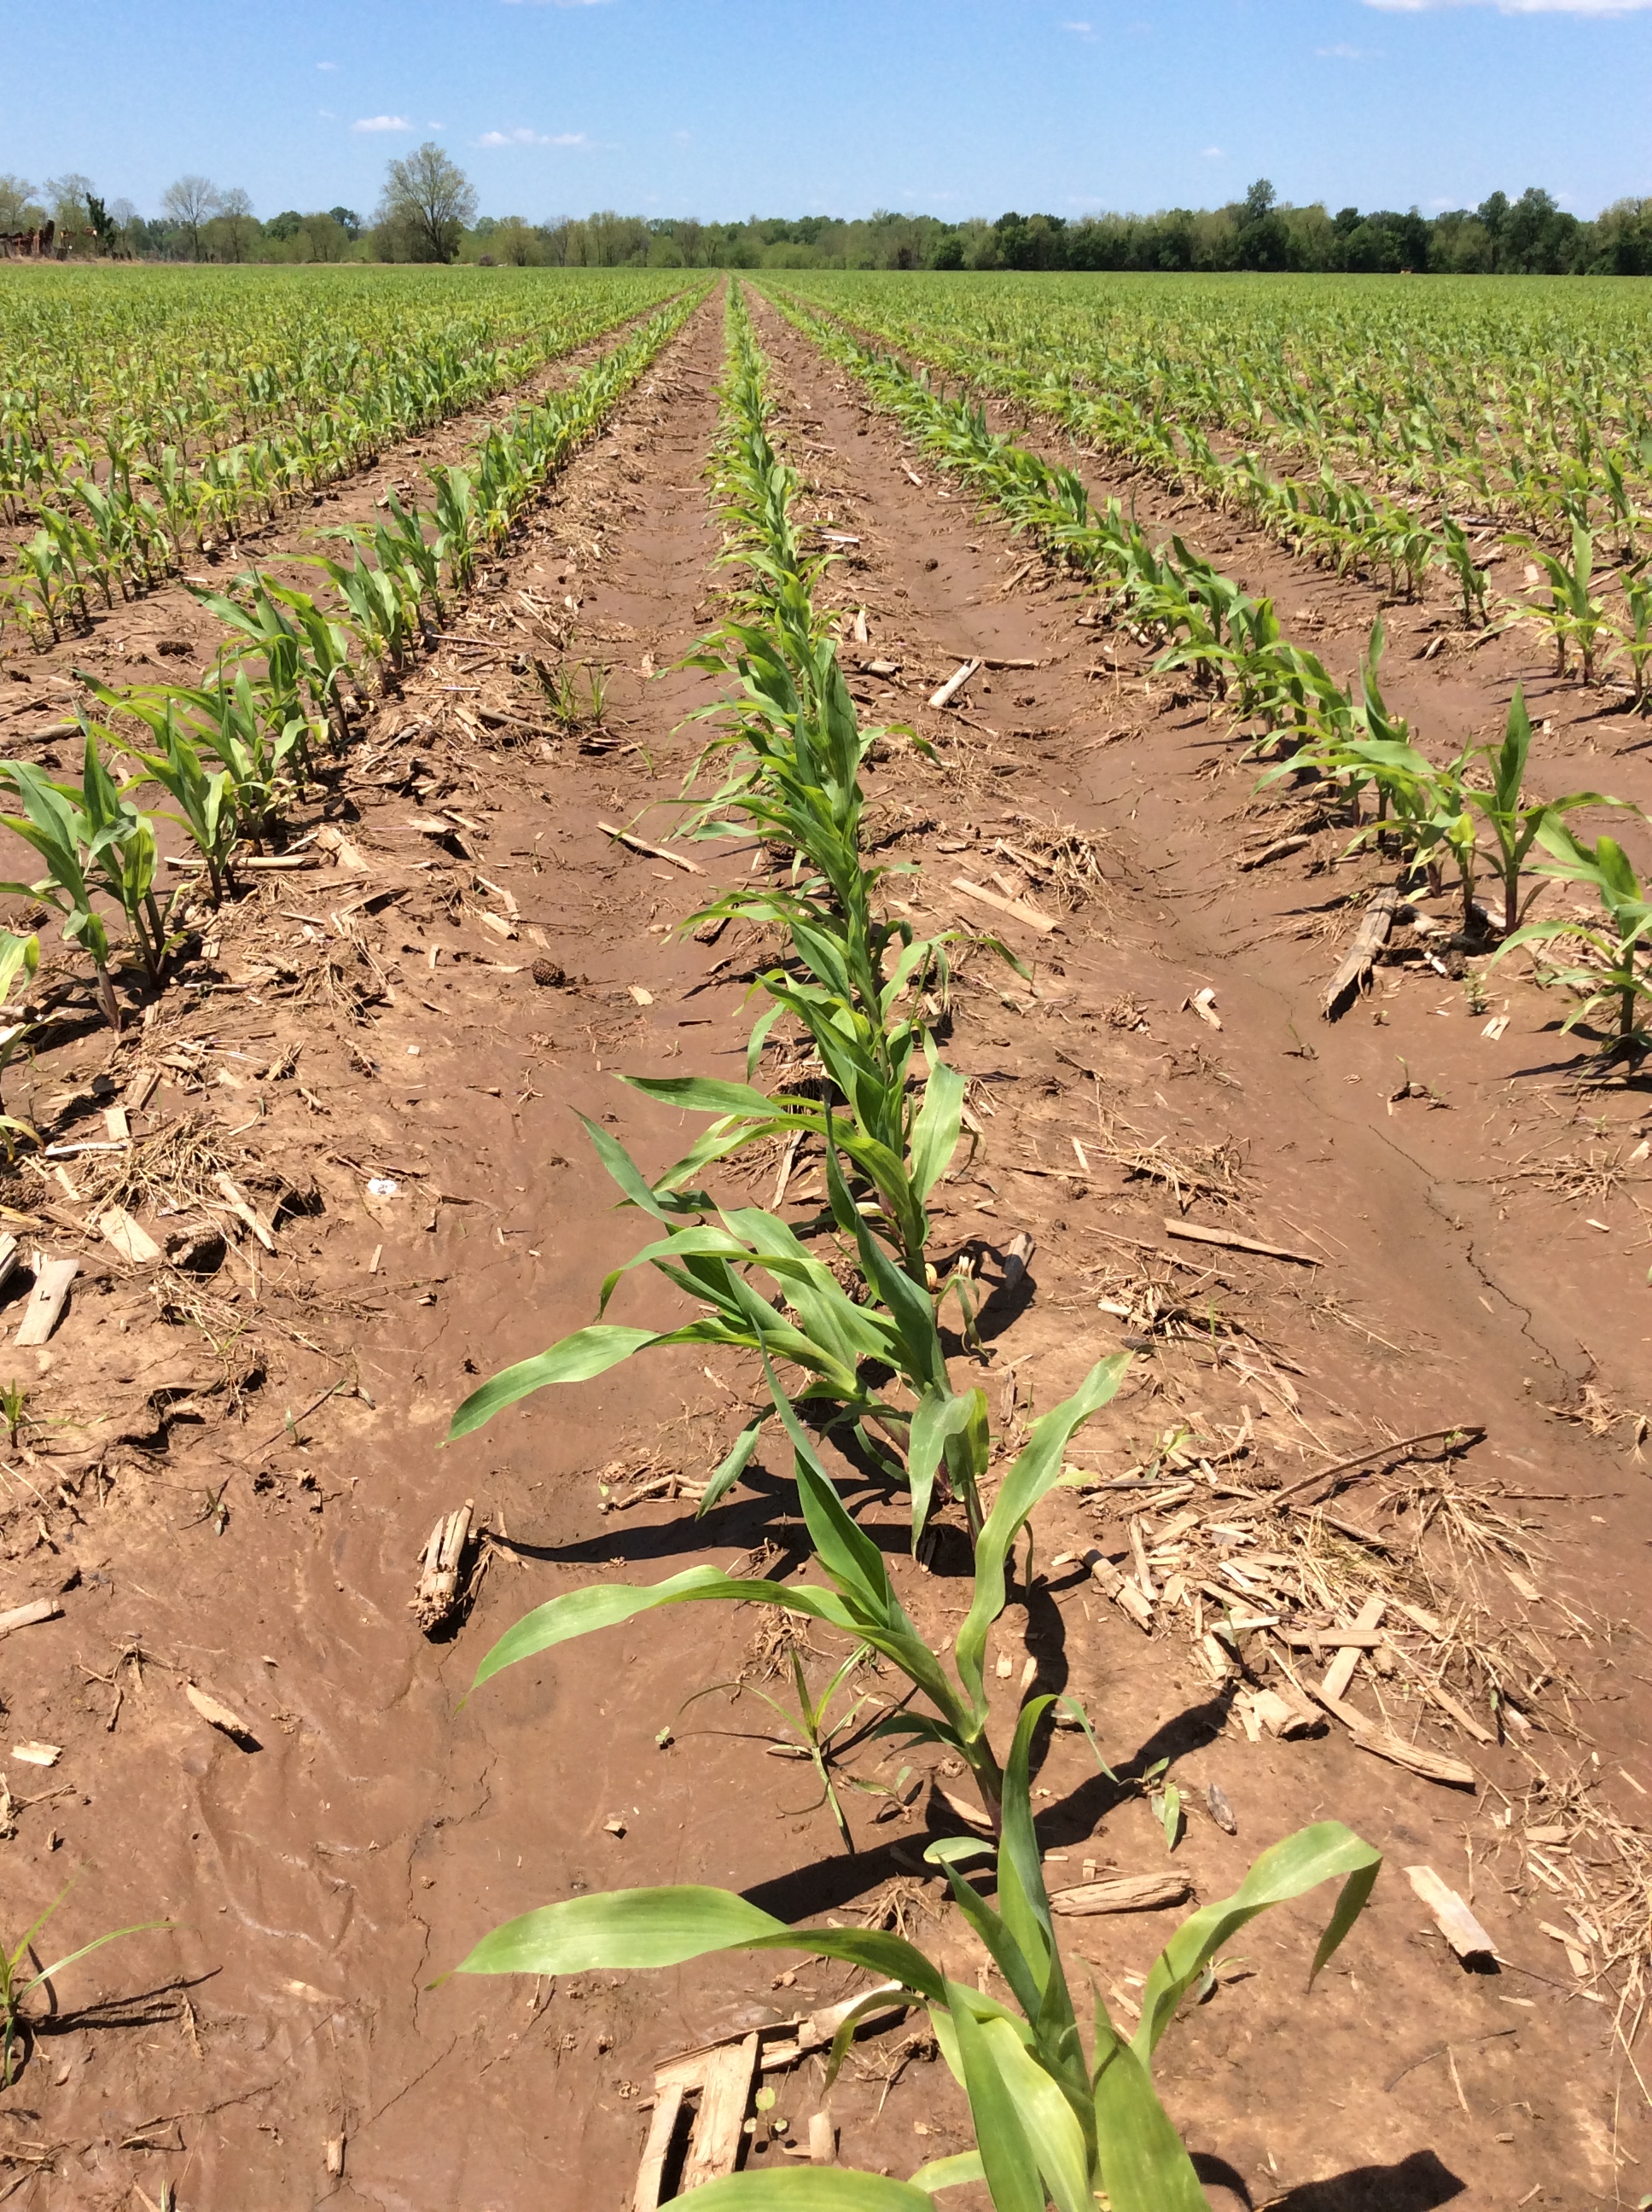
left=596, top=820, right=706, bottom=876
left=1162, top=1219, right=1320, bottom=1266
left=1323, top=885, right=1399, bottom=1019
left=928, top=658, right=981, bottom=710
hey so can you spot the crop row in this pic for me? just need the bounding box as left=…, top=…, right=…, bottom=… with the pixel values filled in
left=780, top=278, right=1652, bottom=704
left=439, top=280, right=1386, bottom=2210
left=768, top=287, right=1650, bottom=1054
left=0, top=287, right=707, bottom=1084
left=787, top=271, right=1652, bottom=550
left=0, top=270, right=683, bottom=648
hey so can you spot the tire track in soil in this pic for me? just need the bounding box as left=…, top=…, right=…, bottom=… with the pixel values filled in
left=745, top=289, right=1649, bottom=2209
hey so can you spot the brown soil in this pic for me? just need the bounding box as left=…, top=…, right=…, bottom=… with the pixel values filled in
left=0, top=279, right=1646, bottom=2211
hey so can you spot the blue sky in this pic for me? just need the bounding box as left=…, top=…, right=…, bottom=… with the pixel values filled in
left=3, top=0, right=1649, bottom=226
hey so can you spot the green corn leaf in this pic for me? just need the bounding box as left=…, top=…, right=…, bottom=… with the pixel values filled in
left=469, top=1563, right=859, bottom=1689
left=908, top=1058, right=965, bottom=1205
left=1091, top=2009, right=1211, bottom=2212
left=978, top=2013, right=1095, bottom=2212
left=448, top=1324, right=661, bottom=1440
left=956, top=1355, right=1129, bottom=1706
left=907, top=2152, right=986, bottom=2194
left=1133, top=1820, right=1381, bottom=2061
left=651, top=2171, right=939, bottom=2209
left=945, top=1982, right=1046, bottom=2212
left=451, top=1881, right=945, bottom=2000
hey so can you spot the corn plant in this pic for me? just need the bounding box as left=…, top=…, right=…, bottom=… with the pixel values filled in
left=1495, top=828, right=1652, bottom=1052
left=0, top=929, right=39, bottom=1150
left=2, top=1885, right=168, bottom=2089
left=451, top=1697, right=1380, bottom=2212
left=1466, top=687, right=1619, bottom=934
left=1509, top=521, right=1608, bottom=683
left=463, top=1353, right=1124, bottom=1829
left=190, top=573, right=352, bottom=760
left=1616, top=562, right=1652, bottom=711
left=1441, top=514, right=1492, bottom=628
left=85, top=680, right=241, bottom=905
left=307, top=543, right=422, bottom=678
left=0, top=756, right=121, bottom=1025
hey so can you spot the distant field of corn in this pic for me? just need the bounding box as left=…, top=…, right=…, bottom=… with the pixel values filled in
left=786, top=271, right=1652, bottom=551
left=0, top=265, right=683, bottom=643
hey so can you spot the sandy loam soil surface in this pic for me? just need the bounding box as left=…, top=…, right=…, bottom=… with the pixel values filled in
left=0, top=280, right=1645, bottom=2210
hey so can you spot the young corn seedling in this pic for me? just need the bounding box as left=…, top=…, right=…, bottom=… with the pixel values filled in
left=459, top=1353, right=1126, bottom=1830
left=449, top=1697, right=1380, bottom=2212
left=1616, top=562, right=1652, bottom=712
left=1466, top=686, right=1620, bottom=935
left=0, top=928, right=39, bottom=1150
left=190, top=573, right=352, bottom=760
left=2, top=1884, right=168, bottom=2089
left=0, top=756, right=122, bottom=1027
left=1494, top=828, right=1652, bottom=1055
left=681, top=1639, right=904, bottom=1855
left=124, top=671, right=301, bottom=853
left=1441, top=514, right=1492, bottom=628
left=1508, top=521, right=1608, bottom=684
left=84, top=681, right=241, bottom=906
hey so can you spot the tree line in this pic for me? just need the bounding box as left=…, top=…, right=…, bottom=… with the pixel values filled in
left=6, top=151, right=1651, bottom=277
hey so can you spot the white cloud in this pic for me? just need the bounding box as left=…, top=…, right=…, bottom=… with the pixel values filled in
left=1364, top=0, right=1652, bottom=12
left=502, top=0, right=613, bottom=7
left=479, top=125, right=590, bottom=147
left=1063, top=18, right=1097, bottom=34
left=1201, top=145, right=1225, bottom=158
left=318, top=108, right=336, bottom=119
left=317, top=59, right=338, bottom=70
left=352, top=114, right=412, bottom=132
left=1316, top=40, right=1373, bottom=55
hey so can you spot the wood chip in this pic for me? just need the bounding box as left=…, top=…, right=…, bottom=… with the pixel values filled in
left=184, top=1682, right=259, bottom=1748
left=1050, top=1871, right=1193, bottom=1916
left=9, top=1740, right=61, bottom=1767
left=636, top=2033, right=759, bottom=2209
left=951, top=875, right=1058, bottom=935
left=1322, top=1596, right=1386, bottom=1704
left=934, top=1781, right=994, bottom=1831
left=212, top=1173, right=277, bottom=1253
left=96, top=1205, right=163, bottom=1266
left=807, top=2113, right=837, bottom=2166
left=1238, top=833, right=1312, bottom=871
left=928, top=658, right=981, bottom=710
left=1242, top=1687, right=1318, bottom=1740
left=15, top=1254, right=78, bottom=1345
left=316, top=824, right=370, bottom=874
left=597, top=820, right=704, bottom=876
left=1405, top=1865, right=1496, bottom=1964
left=0, top=1596, right=62, bottom=1638
left=1079, top=1545, right=1153, bottom=1630
left=1162, top=1219, right=1320, bottom=1266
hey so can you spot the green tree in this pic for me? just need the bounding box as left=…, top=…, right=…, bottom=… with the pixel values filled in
left=0, top=175, right=43, bottom=231
left=374, top=142, right=476, bottom=263
left=160, top=174, right=221, bottom=259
